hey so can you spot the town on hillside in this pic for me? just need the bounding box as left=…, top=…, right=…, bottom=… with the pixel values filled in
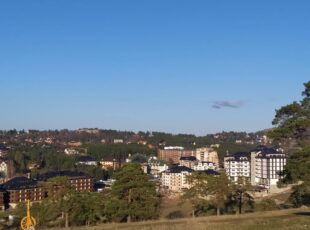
left=0, top=129, right=287, bottom=215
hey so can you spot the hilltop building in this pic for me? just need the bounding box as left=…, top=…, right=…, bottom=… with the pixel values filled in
left=37, top=171, right=94, bottom=193
left=161, top=166, right=193, bottom=192
left=193, top=161, right=217, bottom=171
left=1, top=177, right=42, bottom=208
left=76, top=156, right=98, bottom=166
left=254, top=146, right=286, bottom=188
left=158, top=146, right=194, bottom=164
left=0, top=171, right=94, bottom=209
left=224, top=152, right=253, bottom=183
left=195, top=147, right=219, bottom=166
left=100, top=157, right=123, bottom=170
left=224, top=146, right=287, bottom=190
left=179, top=156, right=197, bottom=169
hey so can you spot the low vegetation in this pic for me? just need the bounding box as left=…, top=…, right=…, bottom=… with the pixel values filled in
left=46, top=208, right=310, bottom=230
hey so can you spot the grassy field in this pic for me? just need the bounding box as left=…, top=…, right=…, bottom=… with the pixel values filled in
left=49, top=208, right=310, bottom=230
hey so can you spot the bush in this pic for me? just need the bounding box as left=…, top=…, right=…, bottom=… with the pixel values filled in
left=194, top=201, right=216, bottom=216
left=255, top=199, right=279, bottom=211
left=289, top=183, right=310, bottom=208
left=166, top=211, right=185, bottom=219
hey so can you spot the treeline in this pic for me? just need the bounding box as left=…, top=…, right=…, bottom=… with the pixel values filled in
left=7, top=146, right=109, bottom=180
left=0, top=128, right=264, bottom=149
left=85, top=143, right=157, bottom=160
left=217, top=143, right=256, bottom=161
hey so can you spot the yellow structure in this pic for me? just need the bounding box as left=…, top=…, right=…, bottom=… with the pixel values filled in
left=20, top=200, right=36, bottom=230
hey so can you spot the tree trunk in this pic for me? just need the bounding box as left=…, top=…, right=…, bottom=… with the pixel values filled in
left=192, top=209, right=195, bottom=218
left=216, top=207, right=220, bottom=216
left=127, top=188, right=132, bottom=223
left=65, top=212, right=69, bottom=228
left=239, top=192, right=243, bottom=214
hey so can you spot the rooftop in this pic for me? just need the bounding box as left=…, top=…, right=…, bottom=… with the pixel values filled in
left=180, top=156, right=197, bottom=161
left=202, top=169, right=220, bottom=175
left=1, top=177, right=38, bottom=190
left=165, top=165, right=193, bottom=173
left=225, top=152, right=250, bottom=161
left=37, top=170, right=90, bottom=181
left=253, top=146, right=284, bottom=157
left=77, top=155, right=97, bottom=162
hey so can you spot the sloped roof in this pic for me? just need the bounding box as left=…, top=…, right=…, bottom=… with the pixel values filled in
left=1, top=177, right=38, bottom=190
left=77, top=155, right=97, bottom=162
left=202, top=169, right=220, bottom=175
left=226, top=152, right=250, bottom=161
left=165, top=165, right=193, bottom=173
left=180, top=156, right=197, bottom=161
left=37, top=171, right=90, bottom=181
left=253, top=145, right=284, bottom=157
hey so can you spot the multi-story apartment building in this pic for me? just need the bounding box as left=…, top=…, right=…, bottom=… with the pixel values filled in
left=179, top=156, right=197, bottom=169
left=161, top=166, right=193, bottom=192
left=1, top=177, right=42, bottom=208
left=196, top=147, right=219, bottom=166
left=254, top=146, right=286, bottom=188
left=100, top=157, right=123, bottom=170
left=0, top=171, right=94, bottom=209
left=158, top=146, right=194, bottom=164
left=193, top=161, right=217, bottom=171
left=224, top=152, right=252, bottom=183
left=113, top=139, right=124, bottom=144
left=224, top=146, right=287, bottom=190
left=76, top=156, right=98, bottom=166
left=37, top=171, right=94, bottom=192
left=149, top=163, right=169, bottom=179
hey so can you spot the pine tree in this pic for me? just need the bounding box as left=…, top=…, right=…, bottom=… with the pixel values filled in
left=105, top=163, right=159, bottom=222
left=268, top=81, right=310, bottom=206
left=183, top=171, right=232, bottom=216
left=182, top=172, right=210, bottom=217
left=207, top=171, right=232, bottom=216
left=231, top=177, right=254, bottom=214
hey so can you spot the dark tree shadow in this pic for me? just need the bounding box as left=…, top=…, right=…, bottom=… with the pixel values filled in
left=294, top=212, right=310, bottom=216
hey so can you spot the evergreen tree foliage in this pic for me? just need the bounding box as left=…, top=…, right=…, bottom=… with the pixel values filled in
left=268, top=81, right=310, bottom=206
left=183, top=171, right=234, bottom=216
left=231, top=177, right=254, bottom=214
left=105, top=163, right=159, bottom=222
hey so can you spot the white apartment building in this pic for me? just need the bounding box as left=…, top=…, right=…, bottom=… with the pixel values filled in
left=64, top=148, right=80, bottom=155
left=254, top=146, right=286, bottom=188
left=113, top=139, right=124, bottom=144
left=161, top=166, right=192, bottom=192
left=224, top=152, right=252, bottom=183
left=224, top=146, right=287, bottom=189
left=193, top=161, right=217, bottom=171
left=179, top=156, right=197, bottom=169
left=149, top=163, right=169, bottom=178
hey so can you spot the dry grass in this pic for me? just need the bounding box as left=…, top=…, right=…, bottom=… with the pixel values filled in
left=47, top=208, right=310, bottom=230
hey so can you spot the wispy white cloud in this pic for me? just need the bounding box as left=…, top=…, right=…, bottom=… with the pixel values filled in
left=212, top=100, right=244, bottom=109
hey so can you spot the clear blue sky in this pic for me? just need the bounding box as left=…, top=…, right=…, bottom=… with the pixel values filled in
left=0, top=1, right=309, bottom=135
